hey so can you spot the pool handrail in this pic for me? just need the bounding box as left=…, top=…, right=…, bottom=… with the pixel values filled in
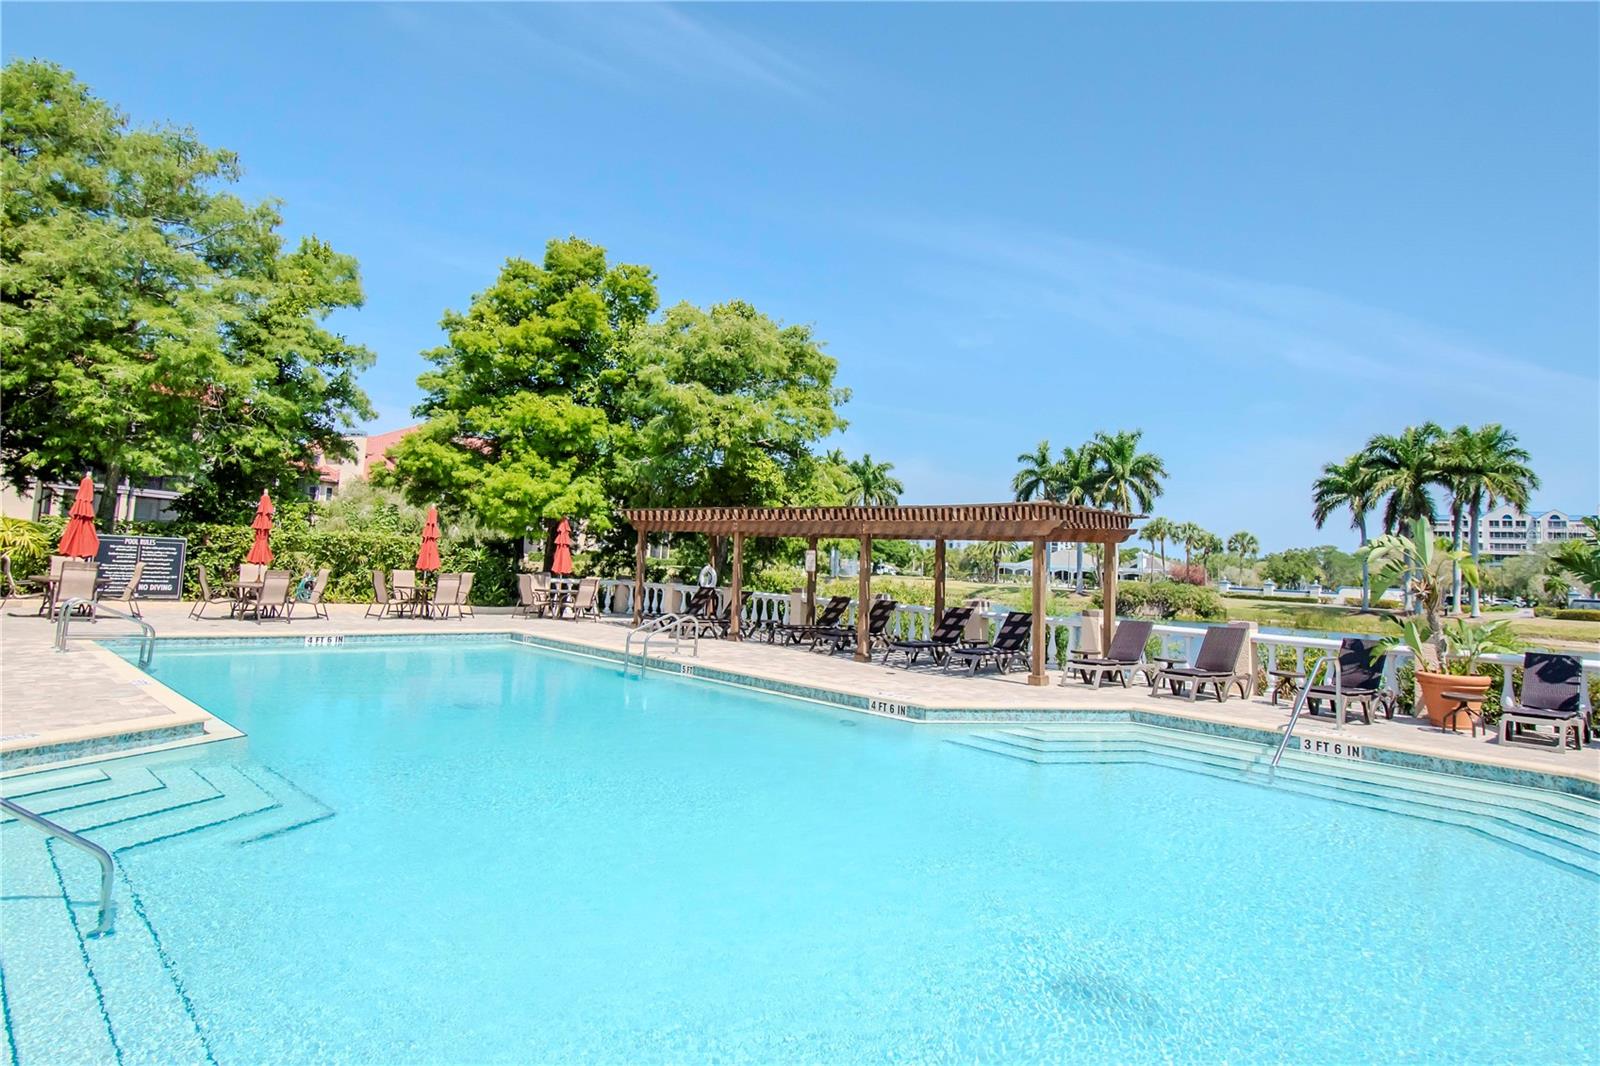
left=624, top=612, right=699, bottom=676
left=1271, top=655, right=1335, bottom=768
left=1, top=796, right=116, bottom=937
left=54, top=597, right=156, bottom=668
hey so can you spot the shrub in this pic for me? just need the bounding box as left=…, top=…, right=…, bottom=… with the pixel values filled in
left=1093, top=580, right=1226, bottom=621
left=1168, top=563, right=1207, bottom=586
left=1533, top=607, right=1600, bottom=622
left=0, top=517, right=52, bottom=577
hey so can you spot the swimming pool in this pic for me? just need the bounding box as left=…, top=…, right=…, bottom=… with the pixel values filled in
left=4, top=636, right=1597, bottom=1063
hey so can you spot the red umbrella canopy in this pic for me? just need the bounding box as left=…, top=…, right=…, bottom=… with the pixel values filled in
left=416, top=505, right=441, bottom=572
left=56, top=476, right=100, bottom=559
left=550, top=517, right=574, bottom=576
left=245, top=490, right=275, bottom=565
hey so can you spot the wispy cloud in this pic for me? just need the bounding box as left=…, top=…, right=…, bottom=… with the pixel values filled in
left=879, top=218, right=1594, bottom=409
left=381, top=3, right=820, bottom=101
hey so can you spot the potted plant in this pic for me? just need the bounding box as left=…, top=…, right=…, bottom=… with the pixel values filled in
left=1364, top=518, right=1492, bottom=724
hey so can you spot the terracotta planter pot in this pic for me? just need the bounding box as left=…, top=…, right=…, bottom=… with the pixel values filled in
left=1414, top=671, right=1492, bottom=726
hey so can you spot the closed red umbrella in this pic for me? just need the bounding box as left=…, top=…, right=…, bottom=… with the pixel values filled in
left=550, top=518, right=574, bottom=576
left=56, top=475, right=100, bottom=559
left=245, top=490, right=275, bottom=565
left=416, top=505, right=441, bottom=572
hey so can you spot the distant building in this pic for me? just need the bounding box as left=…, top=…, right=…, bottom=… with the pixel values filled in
left=1431, top=506, right=1595, bottom=560
left=310, top=425, right=422, bottom=501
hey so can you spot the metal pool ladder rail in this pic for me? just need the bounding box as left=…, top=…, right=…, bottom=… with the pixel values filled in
left=1270, top=655, right=1334, bottom=767
left=623, top=613, right=699, bottom=676
left=1, top=796, right=116, bottom=937
left=53, top=598, right=156, bottom=668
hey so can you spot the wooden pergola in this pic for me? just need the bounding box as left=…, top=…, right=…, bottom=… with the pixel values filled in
left=621, top=502, right=1139, bottom=686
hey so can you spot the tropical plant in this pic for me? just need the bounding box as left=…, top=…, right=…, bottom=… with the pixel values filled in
left=1549, top=518, right=1600, bottom=593
left=1438, top=617, right=1521, bottom=676
left=1141, top=516, right=1176, bottom=569
left=1226, top=531, right=1258, bottom=559
left=1011, top=440, right=1064, bottom=503
left=1360, top=423, right=1445, bottom=534
left=1312, top=452, right=1378, bottom=606
left=1440, top=424, right=1538, bottom=616
left=1363, top=517, right=1478, bottom=669
left=1171, top=521, right=1202, bottom=572
left=1086, top=429, right=1167, bottom=513
left=844, top=454, right=904, bottom=506
left=0, top=516, right=50, bottom=576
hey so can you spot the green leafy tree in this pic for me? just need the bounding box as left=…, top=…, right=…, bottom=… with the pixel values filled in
left=1312, top=453, right=1378, bottom=607
left=1086, top=429, right=1167, bottom=513
left=1, top=60, right=374, bottom=523
left=1226, top=531, right=1259, bottom=559
left=383, top=238, right=658, bottom=557
left=1439, top=424, right=1538, bottom=616
left=843, top=454, right=903, bottom=506
left=1260, top=548, right=1321, bottom=588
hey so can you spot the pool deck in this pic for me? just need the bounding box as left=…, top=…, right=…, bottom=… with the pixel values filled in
left=2, top=603, right=1597, bottom=789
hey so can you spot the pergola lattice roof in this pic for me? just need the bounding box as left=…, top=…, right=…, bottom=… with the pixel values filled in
left=621, top=501, right=1139, bottom=542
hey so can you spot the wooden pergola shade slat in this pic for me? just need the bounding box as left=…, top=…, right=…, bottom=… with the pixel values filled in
left=622, top=502, right=1139, bottom=687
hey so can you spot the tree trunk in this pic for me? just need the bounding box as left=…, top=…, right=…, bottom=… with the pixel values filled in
left=1450, top=503, right=1463, bottom=615
left=541, top=519, right=557, bottom=573
left=1159, top=540, right=1167, bottom=570
left=1358, top=513, right=1370, bottom=608
left=1469, top=497, right=1483, bottom=617
left=96, top=463, right=122, bottom=528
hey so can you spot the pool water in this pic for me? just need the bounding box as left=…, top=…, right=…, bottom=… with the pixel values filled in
left=5, top=637, right=1598, bottom=1063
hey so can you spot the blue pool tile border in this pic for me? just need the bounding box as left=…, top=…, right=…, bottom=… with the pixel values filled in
left=91, top=631, right=1600, bottom=802
left=1, top=721, right=207, bottom=771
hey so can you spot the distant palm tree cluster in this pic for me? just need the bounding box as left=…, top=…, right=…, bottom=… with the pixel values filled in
left=1311, top=423, right=1538, bottom=614
left=1010, top=430, right=1169, bottom=591
left=1136, top=518, right=1256, bottom=582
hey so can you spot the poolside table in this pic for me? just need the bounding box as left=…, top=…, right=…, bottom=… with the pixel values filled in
left=1268, top=668, right=1306, bottom=706
left=1438, top=690, right=1485, bottom=737
left=223, top=580, right=264, bottom=619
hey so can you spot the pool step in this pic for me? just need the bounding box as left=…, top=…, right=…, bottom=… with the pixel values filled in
left=951, top=726, right=1600, bottom=879
left=1, top=766, right=166, bottom=823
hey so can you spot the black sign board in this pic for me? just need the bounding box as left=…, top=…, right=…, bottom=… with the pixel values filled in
left=93, top=535, right=187, bottom=599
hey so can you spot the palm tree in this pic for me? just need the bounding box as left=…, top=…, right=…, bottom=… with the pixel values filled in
left=1056, top=444, right=1099, bottom=592
left=1011, top=440, right=1063, bottom=503
left=1173, top=521, right=1202, bottom=574
left=1442, top=424, right=1538, bottom=616
left=1312, top=453, right=1378, bottom=607
left=1226, top=531, right=1258, bottom=559
left=1086, top=429, right=1167, bottom=513
left=1141, top=516, right=1175, bottom=571
left=1361, top=423, right=1446, bottom=534
left=844, top=454, right=904, bottom=507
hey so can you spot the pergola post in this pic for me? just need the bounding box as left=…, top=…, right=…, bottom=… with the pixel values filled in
left=805, top=535, right=819, bottom=624
left=632, top=528, right=646, bottom=624
left=1100, top=538, right=1117, bottom=651
left=729, top=531, right=744, bottom=641
left=1029, top=536, right=1047, bottom=686
left=855, top=535, right=872, bottom=662
left=933, top=537, right=946, bottom=623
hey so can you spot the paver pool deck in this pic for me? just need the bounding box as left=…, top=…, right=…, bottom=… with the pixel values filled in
left=2, top=603, right=1596, bottom=788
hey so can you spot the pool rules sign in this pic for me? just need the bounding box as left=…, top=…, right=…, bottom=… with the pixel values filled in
left=93, top=535, right=187, bottom=599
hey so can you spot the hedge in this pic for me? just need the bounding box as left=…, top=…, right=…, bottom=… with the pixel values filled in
left=1532, top=607, right=1600, bottom=622
left=1092, top=580, right=1227, bottom=621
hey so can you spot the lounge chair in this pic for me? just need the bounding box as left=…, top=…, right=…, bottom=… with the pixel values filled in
left=103, top=561, right=145, bottom=618
left=302, top=568, right=331, bottom=620
left=945, top=610, right=1031, bottom=674
left=1303, top=638, right=1387, bottom=726
left=1501, top=652, right=1588, bottom=751
left=2, top=555, right=46, bottom=614
left=683, top=586, right=718, bottom=626
left=365, top=568, right=402, bottom=618
left=1065, top=619, right=1154, bottom=689
left=701, top=591, right=753, bottom=639
left=49, top=563, right=98, bottom=621
left=767, top=595, right=850, bottom=645
left=882, top=606, right=974, bottom=667
left=190, top=565, right=235, bottom=619
left=1149, top=625, right=1251, bottom=702
left=564, top=576, right=600, bottom=620
left=812, top=597, right=897, bottom=654
left=457, top=572, right=475, bottom=618
left=431, top=573, right=462, bottom=619
left=241, top=570, right=294, bottom=623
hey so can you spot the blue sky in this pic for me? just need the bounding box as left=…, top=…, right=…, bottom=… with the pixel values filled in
left=6, top=3, right=1596, bottom=550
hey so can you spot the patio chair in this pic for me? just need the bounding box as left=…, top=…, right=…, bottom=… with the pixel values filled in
left=242, top=570, right=294, bottom=623
left=239, top=562, right=266, bottom=584
left=1149, top=625, right=1251, bottom=702
left=812, top=597, right=897, bottom=654
left=565, top=576, right=600, bottom=620
left=945, top=610, right=1032, bottom=674
left=1065, top=619, right=1154, bottom=689
left=1501, top=652, right=1588, bottom=751
left=431, top=573, right=462, bottom=619
left=683, top=586, right=718, bottom=625
left=190, top=565, right=235, bottom=619
left=767, top=595, right=851, bottom=645
left=302, top=567, right=331, bottom=620
left=882, top=606, right=974, bottom=667
left=1, top=555, right=46, bottom=614
left=1303, top=638, right=1387, bottom=726
left=365, top=568, right=402, bottom=619
left=49, top=562, right=98, bottom=622
left=103, top=561, right=145, bottom=618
